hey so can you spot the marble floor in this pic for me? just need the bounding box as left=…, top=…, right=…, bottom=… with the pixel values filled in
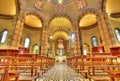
left=37, top=63, right=88, bottom=81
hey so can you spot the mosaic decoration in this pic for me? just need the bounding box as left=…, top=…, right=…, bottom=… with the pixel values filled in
left=34, top=0, right=45, bottom=11
left=56, top=4, right=64, bottom=14
left=76, top=0, right=87, bottom=10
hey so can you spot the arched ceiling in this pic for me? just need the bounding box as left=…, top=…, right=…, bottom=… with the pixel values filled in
left=0, top=0, right=16, bottom=15
left=106, top=0, right=120, bottom=14
left=49, top=17, right=72, bottom=31
left=24, top=15, right=42, bottom=28
left=79, top=14, right=97, bottom=27
left=52, top=31, right=69, bottom=41
left=49, top=17, right=72, bottom=40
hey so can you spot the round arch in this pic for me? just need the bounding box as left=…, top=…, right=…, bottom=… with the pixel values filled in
left=76, top=7, right=99, bottom=24
left=48, top=13, right=74, bottom=30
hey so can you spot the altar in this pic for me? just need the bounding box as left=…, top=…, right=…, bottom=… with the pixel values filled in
left=56, top=56, right=66, bottom=62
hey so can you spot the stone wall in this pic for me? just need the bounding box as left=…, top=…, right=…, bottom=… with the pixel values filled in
left=0, top=18, right=14, bottom=48
left=108, top=17, right=120, bottom=45
left=20, top=26, right=41, bottom=53
left=81, top=25, right=102, bottom=51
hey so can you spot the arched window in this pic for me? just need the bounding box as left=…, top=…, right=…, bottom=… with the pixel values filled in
left=83, top=43, right=90, bottom=55
left=32, top=44, right=39, bottom=54
left=115, top=28, right=120, bottom=42
left=24, top=37, right=30, bottom=48
left=91, top=36, right=98, bottom=47
left=0, top=30, right=8, bottom=43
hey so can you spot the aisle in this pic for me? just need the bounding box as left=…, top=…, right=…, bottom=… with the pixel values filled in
left=37, top=63, right=85, bottom=81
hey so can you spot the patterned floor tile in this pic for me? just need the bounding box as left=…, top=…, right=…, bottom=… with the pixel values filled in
left=37, top=63, right=87, bottom=81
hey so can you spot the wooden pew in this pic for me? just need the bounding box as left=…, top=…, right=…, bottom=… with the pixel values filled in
left=0, top=49, right=21, bottom=81
left=67, top=49, right=120, bottom=81
left=34, top=55, right=47, bottom=77
left=85, top=52, right=118, bottom=81
left=10, top=54, right=39, bottom=81
left=70, top=52, right=118, bottom=80
left=0, top=49, right=55, bottom=81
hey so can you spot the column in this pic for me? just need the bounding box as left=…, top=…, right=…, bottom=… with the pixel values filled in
left=7, top=0, right=25, bottom=49
left=97, top=12, right=113, bottom=52
left=40, top=28, right=49, bottom=55
left=72, top=22, right=81, bottom=55
left=10, top=18, right=24, bottom=49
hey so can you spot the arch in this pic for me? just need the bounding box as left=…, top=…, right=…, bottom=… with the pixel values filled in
left=76, top=7, right=99, bottom=19
left=48, top=13, right=74, bottom=26
left=76, top=7, right=99, bottom=27
left=52, top=29, right=69, bottom=36
left=23, top=8, right=45, bottom=27
left=95, top=0, right=106, bottom=12
left=82, top=43, right=90, bottom=55
left=48, top=15, right=73, bottom=37
left=52, top=31, right=69, bottom=41
left=32, top=44, right=39, bottom=54
left=0, top=29, right=8, bottom=43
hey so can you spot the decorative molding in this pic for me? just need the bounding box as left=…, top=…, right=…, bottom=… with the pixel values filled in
left=52, top=29, right=69, bottom=36
left=75, top=0, right=87, bottom=10
left=34, top=0, right=45, bottom=11
left=48, top=13, right=73, bottom=26
left=76, top=7, right=99, bottom=29
left=80, top=22, right=98, bottom=30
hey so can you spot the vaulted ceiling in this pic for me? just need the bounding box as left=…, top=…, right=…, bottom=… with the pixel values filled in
left=0, top=0, right=16, bottom=15
left=49, top=17, right=72, bottom=32
left=79, top=14, right=97, bottom=27
left=106, top=0, right=120, bottom=14
left=52, top=31, right=69, bottom=41
left=24, top=15, right=42, bottom=28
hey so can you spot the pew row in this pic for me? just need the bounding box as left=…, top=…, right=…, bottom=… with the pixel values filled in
left=67, top=52, right=120, bottom=81
left=0, top=49, right=55, bottom=81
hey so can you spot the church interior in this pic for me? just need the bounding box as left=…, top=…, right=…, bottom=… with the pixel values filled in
left=0, top=0, right=120, bottom=81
